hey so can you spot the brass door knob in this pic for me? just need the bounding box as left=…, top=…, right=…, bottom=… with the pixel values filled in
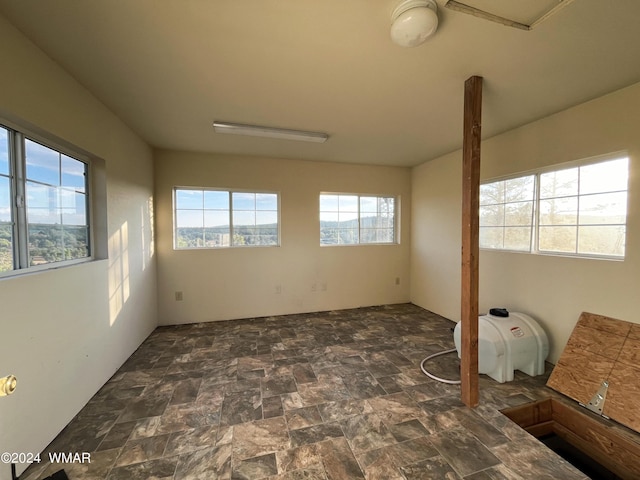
left=0, top=375, right=17, bottom=396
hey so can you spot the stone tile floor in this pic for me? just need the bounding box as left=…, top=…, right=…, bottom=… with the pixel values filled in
left=22, top=304, right=588, bottom=480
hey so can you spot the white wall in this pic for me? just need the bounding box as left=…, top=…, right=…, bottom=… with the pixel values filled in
left=0, top=15, right=156, bottom=479
left=155, top=150, right=411, bottom=324
left=411, top=82, right=640, bottom=363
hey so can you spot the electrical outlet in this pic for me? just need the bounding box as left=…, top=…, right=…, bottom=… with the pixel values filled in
left=175, top=291, right=183, bottom=301
left=395, top=277, right=400, bottom=285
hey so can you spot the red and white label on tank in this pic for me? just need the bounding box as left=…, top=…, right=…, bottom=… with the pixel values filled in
left=510, top=326, right=525, bottom=337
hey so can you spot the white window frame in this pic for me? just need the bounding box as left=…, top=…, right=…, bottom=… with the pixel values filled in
left=173, top=187, right=280, bottom=249
left=1, top=122, right=93, bottom=277
left=480, top=153, right=629, bottom=260
left=319, top=193, right=398, bottom=246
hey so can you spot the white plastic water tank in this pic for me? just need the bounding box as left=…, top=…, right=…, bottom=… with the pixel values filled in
left=453, top=312, right=549, bottom=383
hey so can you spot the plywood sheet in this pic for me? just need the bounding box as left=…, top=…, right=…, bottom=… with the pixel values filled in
left=577, top=312, right=632, bottom=337
left=629, top=324, right=640, bottom=341
left=618, top=335, right=640, bottom=367
left=606, top=365, right=640, bottom=432
left=548, top=347, right=615, bottom=403
left=568, top=322, right=626, bottom=360
left=547, top=312, right=640, bottom=433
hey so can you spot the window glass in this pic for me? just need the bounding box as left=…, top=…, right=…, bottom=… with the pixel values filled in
left=65, top=226, right=89, bottom=259
left=359, top=196, right=378, bottom=213
left=360, top=196, right=394, bottom=245
left=0, top=127, right=8, bottom=175
left=338, top=195, right=358, bottom=213
left=320, top=195, right=339, bottom=211
left=1, top=126, right=91, bottom=274
left=0, top=176, right=12, bottom=273
left=320, top=194, right=358, bottom=245
left=256, top=193, right=278, bottom=210
left=479, top=204, right=504, bottom=227
left=540, top=167, right=578, bottom=199
left=27, top=183, right=59, bottom=224
left=320, top=193, right=396, bottom=246
left=577, top=225, right=625, bottom=256
left=0, top=177, right=11, bottom=221
left=204, top=210, right=228, bottom=227
left=504, top=202, right=533, bottom=226
left=204, top=190, right=229, bottom=210
left=539, top=226, right=577, bottom=253
left=175, top=189, right=203, bottom=209
left=0, top=127, right=12, bottom=272
left=479, top=175, right=535, bottom=252
left=539, top=197, right=578, bottom=226
left=61, top=154, right=86, bottom=192
left=579, top=192, right=627, bottom=225
left=24, top=140, right=89, bottom=266
left=504, top=227, right=532, bottom=251
left=174, top=188, right=278, bottom=249
left=233, top=210, right=255, bottom=226
left=580, top=158, right=628, bottom=195
left=482, top=155, right=628, bottom=259
left=505, top=176, right=535, bottom=202
left=176, top=209, right=203, bottom=229
left=25, top=139, right=61, bottom=186
left=60, top=190, right=87, bottom=225
left=205, top=229, right=230, bottom=247
left=479, top=227, right=503, bottom=250
left=480, top=181, right=505, bottom=204
left=538, top=158, right=628, bottom=257
left=232, top=192, right=257, bottom=210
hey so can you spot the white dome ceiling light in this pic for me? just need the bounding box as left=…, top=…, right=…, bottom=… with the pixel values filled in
left=390, top=0, right=439, bottom=47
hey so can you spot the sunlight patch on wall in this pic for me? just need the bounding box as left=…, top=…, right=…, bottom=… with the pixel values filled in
left=108, top=221, right=130, bottom=325
left=141, top=196, right=155, bottom=271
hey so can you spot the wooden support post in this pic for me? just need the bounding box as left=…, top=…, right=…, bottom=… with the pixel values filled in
left=461, top=75, right=482, bottom=408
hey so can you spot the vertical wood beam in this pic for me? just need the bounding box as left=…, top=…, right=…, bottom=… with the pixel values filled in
left=461, top=75, right=482, bottom=408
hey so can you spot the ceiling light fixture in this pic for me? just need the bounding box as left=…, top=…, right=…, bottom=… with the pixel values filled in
left=390, top=0, right=439, bottom=47
left=213, top=121, right=329, bottom=143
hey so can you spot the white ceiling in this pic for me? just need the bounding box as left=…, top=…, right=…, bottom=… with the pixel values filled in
left=1, top=0, right=640, bottom=167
